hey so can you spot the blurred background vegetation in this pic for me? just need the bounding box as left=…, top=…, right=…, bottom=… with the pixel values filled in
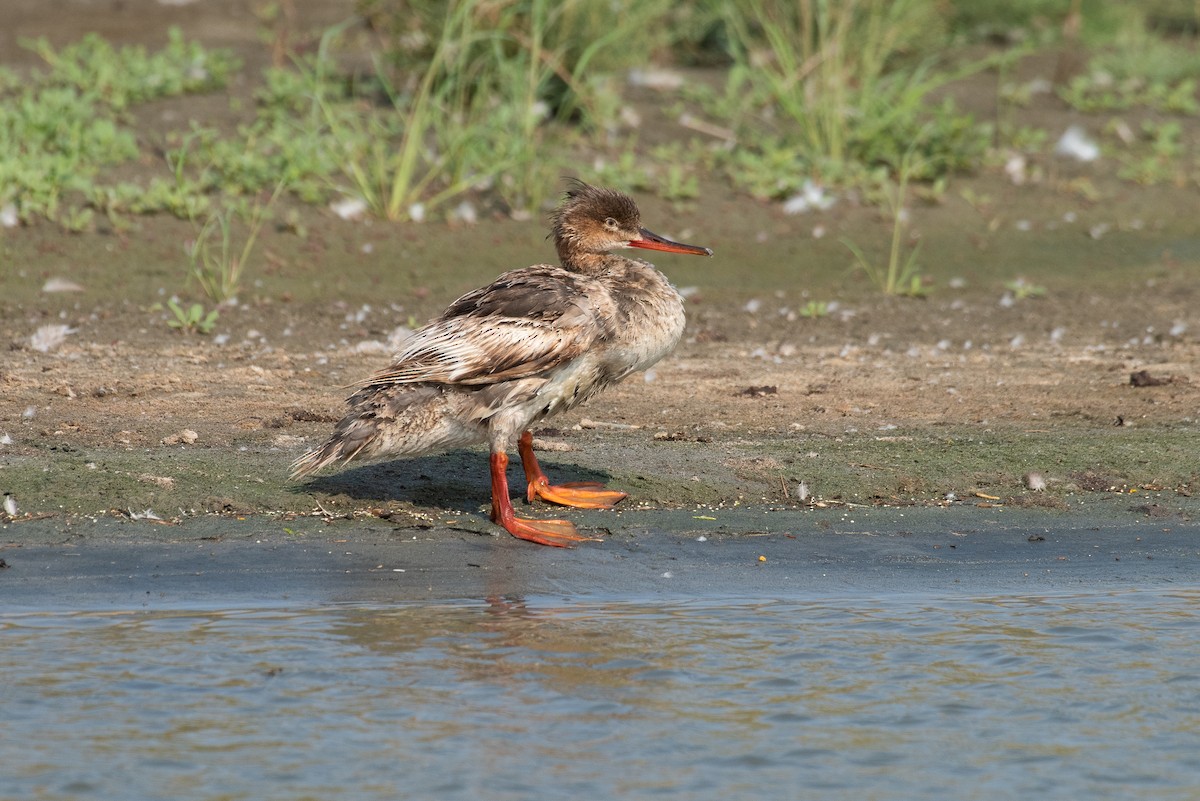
left=2, top=0, right=1199, bottom=235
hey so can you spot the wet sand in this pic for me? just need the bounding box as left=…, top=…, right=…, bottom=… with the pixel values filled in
left=3, top=502, right=1196, bottom=611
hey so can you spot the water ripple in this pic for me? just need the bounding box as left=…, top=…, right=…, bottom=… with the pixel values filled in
left=3, top=589, right=1199, bottom=800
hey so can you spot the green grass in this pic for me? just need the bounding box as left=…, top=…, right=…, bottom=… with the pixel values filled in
left=186, top=182, right=283, bottom=304
left=841, top=155, right=927, bottom=297
left=1, top=1, right=1199, bottom=233
left=319, top=0, right=691, bottom=217
left=313, top=14, right=487, bottom=222
left=712, top=0, right=990, bottom=194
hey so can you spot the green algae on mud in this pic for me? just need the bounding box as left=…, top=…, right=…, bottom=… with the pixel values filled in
left=2, top=425, right=1196, bottom=529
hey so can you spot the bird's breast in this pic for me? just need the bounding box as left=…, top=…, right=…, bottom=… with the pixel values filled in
left=602, top=265, right=686, bottom=376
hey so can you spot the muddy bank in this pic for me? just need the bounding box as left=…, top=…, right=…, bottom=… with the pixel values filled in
left=2, top=2, right=1199, bottom=538
left=4, top=173, right=1199, bottom=523
left=3, top=172, right=1199, bottom=529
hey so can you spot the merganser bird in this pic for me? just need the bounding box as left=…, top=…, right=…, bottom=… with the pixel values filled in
left=291, top=181, right=713, bottom=546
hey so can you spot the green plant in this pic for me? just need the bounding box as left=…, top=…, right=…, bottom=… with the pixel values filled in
left=345, top=0, right=710, bottom=214
left=172, top=106, right=339, bottom=204
left=1090, top=17, right=1200, bottom=82
left=592, top=146, right=659, bottom=194
left=990, top=43, right=1042, bottom=149
left=25, top=27, right=238, bottom=110
left=799, top=300, right=830, bottom=318
left=716, top=0, right=989, bottom=191
left=1058, top=20, right=1200, bottom=115
left=187, top=183, right=283, bottom=303
left=0, top=86, right=138, bottom=223
left=1004, top=278, right=1046, bottom=300
left=1060, top=72, right=1199, bottom=114
left=842, top=156, right=926, bottom=297
left=592, top=142, right=704, bottom=203
left=57, top=206, right=95, bottom=233
left=348, top=0, right=643, bottom=216
left=362, top=0, right=686, bottom=125
left=0, top=30, right=237, bottom=228
left=1114, top=119, right=1188, bottom=185
left=311, top=17, right=483, bottom=221
left=1006, top=125, right=1050, bottom=153
left=163, top=299, right=220, bottom=334
left=660, top=164, right=700, bottom=202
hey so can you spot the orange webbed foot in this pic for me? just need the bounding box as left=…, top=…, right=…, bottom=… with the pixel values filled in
left=500, top=515, right=601, bottom=548
left=494, top=443, right=609, bottom=546
left=527, top=477, right=629, bottom=510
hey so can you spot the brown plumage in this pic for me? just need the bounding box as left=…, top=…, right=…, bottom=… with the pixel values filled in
left=291, top=181, right=713, bottom=546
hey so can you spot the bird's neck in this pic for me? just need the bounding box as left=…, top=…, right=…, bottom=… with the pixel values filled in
left=558, top=250, right=626, bottom=274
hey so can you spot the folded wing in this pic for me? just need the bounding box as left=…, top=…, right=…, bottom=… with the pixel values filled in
left=359, top=267, right=609, bottom=388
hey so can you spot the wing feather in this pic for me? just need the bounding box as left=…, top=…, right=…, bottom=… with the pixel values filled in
left=358, top=267, right=609, bottom=388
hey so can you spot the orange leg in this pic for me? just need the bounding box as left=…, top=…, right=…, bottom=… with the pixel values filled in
left=489, top=451, right=596, bottom=547
left=518, top=431, right=628, bottom=509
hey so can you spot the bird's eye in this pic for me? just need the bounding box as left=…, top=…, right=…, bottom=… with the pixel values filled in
left=604, top=217, right=618, bottom=231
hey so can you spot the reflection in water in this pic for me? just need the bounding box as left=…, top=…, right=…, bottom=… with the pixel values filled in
left=4, top=591, right=1200, bottom=800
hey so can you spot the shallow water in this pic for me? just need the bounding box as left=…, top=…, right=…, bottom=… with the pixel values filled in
left=5, top=589, right=1200, bottom=801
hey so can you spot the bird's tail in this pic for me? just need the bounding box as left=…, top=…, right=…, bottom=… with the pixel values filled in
left=289, top=414, right=380, bottom=480
left=290, top=384, right=458, bottom=480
